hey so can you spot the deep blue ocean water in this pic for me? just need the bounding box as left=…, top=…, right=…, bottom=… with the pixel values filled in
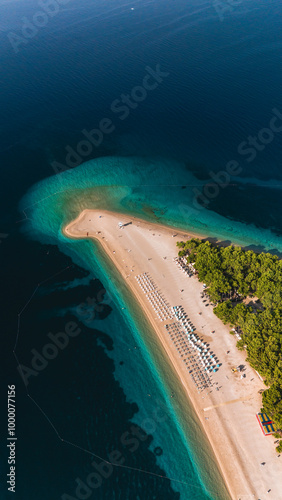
left=1, top=0, right=282, bottom=498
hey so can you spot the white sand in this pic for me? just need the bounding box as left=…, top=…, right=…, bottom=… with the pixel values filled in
left=64, top=209, right=282, bottom=500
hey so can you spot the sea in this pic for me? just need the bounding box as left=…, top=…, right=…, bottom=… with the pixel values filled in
left=1, top=0, right=282, bottom=499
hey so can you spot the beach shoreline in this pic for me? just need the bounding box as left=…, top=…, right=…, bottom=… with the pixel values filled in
left=64, top=209, right=282, bottom=500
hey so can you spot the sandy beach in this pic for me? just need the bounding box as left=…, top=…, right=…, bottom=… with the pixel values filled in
left=64, top=209, right=282, bottom=500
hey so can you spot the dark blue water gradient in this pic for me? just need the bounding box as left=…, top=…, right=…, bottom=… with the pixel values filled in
left=1, top=0, right=282, bottom=498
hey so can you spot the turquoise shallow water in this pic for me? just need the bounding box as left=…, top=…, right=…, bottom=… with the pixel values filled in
left=21, top=155, right=282, bottom=253
left=2, top=0, right=282, bottom=497
left=81, top=239, right=229, bottom=500
left=19, top=155, right=235, bottom=499
left=19, top=153, right=282, bottom=499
